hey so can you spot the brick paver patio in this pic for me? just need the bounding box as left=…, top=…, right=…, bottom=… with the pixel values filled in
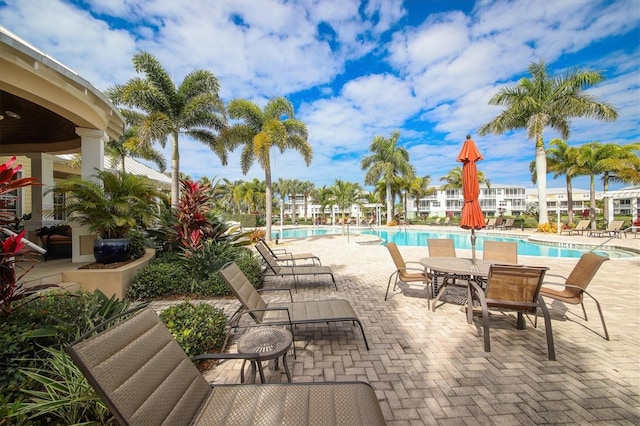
left=153, top=228, right=640, bottom=425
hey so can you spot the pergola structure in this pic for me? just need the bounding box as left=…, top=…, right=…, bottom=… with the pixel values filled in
left=0, top=26, right=125, bottom=262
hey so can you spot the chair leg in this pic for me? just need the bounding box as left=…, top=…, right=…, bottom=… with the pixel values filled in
left=580, top=301, right=588, bottom=321
left=384, top=272, right=398, bottom=301
left=537, top=295, right=556, bottom=361
left=594, top=299, right=610, bottom=341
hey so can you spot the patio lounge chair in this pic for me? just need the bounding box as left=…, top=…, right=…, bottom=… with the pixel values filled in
left=497, top=218, right=515, bottom=230
left=66, top=307, right=385, bottom=425
left=468, top=264, right=555, bottom=360
left=384, top=242, right=432, bottom=303
left=589, top=220, right=625, bottom=238
left=430, top=217, right=442, bottom=226
left=538, top=252, right=609, bottom=340
left=482, top=241, right=518, bottom=264
left=220, top=261, right=371, bottom=350
left=255, top=241, right=337, bottom=291
left=561, top=219, right=590, bottom=236
left=485, top=218, right=496, bottom=229
left=440, top=216, right=451, bottom=226
left=258, top=238, right=321, bottom=265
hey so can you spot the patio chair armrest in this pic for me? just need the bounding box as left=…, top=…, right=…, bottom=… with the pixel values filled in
left=257, top=287, right=294, bottom=302
left=405, top=261, right=425, bottom=269
left=544, top=272, right=568, bottom=280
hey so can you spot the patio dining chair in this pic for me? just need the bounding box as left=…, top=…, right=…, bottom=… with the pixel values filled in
left=426, top=238, right=459, bottom=298
left=483, top=241, right=518, bottom=264
left=384, top=242, right=432, bottom=303
left=66, top=307, right=385, bottom=425
left=468, top=264, right=555, bottom=360
left=538, top=252, right=609, bottom=340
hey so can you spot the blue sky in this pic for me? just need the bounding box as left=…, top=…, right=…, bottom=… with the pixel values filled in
left=1, top=0, right=638, bottom=192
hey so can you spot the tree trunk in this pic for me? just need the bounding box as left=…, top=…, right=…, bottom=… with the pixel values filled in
left=566, top=176, right=574, bottom=224
left=386, top=181, right=393, bottom=225
left=171, top=132, right=180, bottom=208
left=590, top=174, right=596, bottom=230
left=535, top=141, right=548, bottom=225
left=264, top=165, right=273, bottom=242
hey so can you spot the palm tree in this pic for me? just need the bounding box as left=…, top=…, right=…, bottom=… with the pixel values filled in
left=361, top=131, right=414, bottom=225
left=107, top=52, right=227, bottom=207
left=311, top=185, right=333, bottom=224
left=287, top=179, right=305, bottom=225
left=408, top=175, right=435, bottom=220
left=273, top=178, right=292, bottom=225
left=535, top=139, right=580, bottom=224
left=439, top=166, right=490, bottom=190
left=234, top=178, right=266, bottom=214
left=220, top=97, right=312, bottom=241
left=105, top=126, right=167, bottom=174
left=479, top=59, right=618, bottom=225
left=328, top=180, right=364, bottom=234
left=575, top=142, right=606, bottom=229
left=300, top=181, right=315, bottom=221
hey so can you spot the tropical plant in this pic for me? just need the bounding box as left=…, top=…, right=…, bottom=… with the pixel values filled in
left=328, top=180, right=364, bottom=234
left=479, top=59, right=618, bottom=225
left=50, top=170, right=165, bottom=239
left=1, top=157, right=39, bottom=316
left=106, top=51, right=227, bottom=207
left=234, top=178, right=266, bottom=214
left=300, top=180, right=315, bottom=221
left=273, top=178, right=291, bottom=223
left=220, top=97, right=312, bottom=241
left=310, top=185, right=333, bottom=223
left=287, top=179, right=305, bottom=224
left=408, top=175, right=435, bottom=219
left=361, top=131, right=415, bottom=225
left=16, top=347, right=113, bottom=425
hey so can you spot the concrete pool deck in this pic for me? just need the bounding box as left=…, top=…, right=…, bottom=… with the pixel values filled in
left=151, top=227, right=640, bottom=424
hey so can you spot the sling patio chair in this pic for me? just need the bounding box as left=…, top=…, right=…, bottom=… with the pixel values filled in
left=258, top=237, right=321, bottom=265
left=537, top=252, right=610, bottom=340
left=440, top=216, right=451, bottom=226
left=430, top=217, right=442, bottom=226
left=485, top=218, right=497, bottom=229
left=467, top=264, right=555, bottom=361
left=426, top=238, right=461, bottom=300
left=561, top=219, right=591, bottom=236
left=66, top=307, right=385, bottom=426
left=497, top=218, right=515, bottom=230
left=589, top=220, right=625, bottom=238
left=255, top=241, right=337, bottom=291
left=482, top=241, right=518, bottom=264
left=220, top=261, right=371, bottom=351
left=384, top=242, right=432, bottom=303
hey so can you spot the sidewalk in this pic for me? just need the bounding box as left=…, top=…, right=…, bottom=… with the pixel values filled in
left=167, top=232, right=640, bottom=424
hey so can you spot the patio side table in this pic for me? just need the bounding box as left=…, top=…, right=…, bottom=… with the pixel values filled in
left=237, top=327, right=292, bottom=383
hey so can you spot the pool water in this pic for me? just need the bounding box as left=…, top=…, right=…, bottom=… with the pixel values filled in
left=271, top=227, right=634, bottom=259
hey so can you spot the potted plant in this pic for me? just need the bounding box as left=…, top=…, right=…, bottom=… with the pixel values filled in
left=51, top=170, right=166, bottom=264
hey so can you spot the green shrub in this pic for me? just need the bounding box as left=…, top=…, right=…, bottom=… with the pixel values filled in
left=127, top=262, right=190, bottom=300
left=159, top=302, right=227, bottom=358
left=189, top=251, right=262, bottom=297
left=128, top=228, right=148, bottom=260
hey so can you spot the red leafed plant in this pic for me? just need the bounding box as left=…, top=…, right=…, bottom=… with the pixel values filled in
left=1, top=156, right=40, bottom=315
left=175, top=180, right=211, bottom=250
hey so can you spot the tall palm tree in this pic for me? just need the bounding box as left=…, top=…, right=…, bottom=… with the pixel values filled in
left=273, top=178, right=292, bottom=224
left=105, top=126, right=166, bottom=173
left=329, top=180, right=364, bottom=234
left=217, top=178, right=244, bottom=214
left=220, top=97, right=312, bottom=241
left=234, top=178, right=266, bottom=214
left=575, top=142, right=606, bottom=229
left=106, top=52, right=227, bottom=207
left=479, top=59, right=618, bottom=225
left=361, top=131, right=414, bottom=225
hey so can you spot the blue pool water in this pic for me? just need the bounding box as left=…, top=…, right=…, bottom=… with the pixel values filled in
left=271, top=227, right=634, bottom=259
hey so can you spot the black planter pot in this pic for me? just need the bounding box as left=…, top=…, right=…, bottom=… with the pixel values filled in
left=94, top=238, right=131, bottom=264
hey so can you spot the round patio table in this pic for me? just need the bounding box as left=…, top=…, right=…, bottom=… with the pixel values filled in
left=420, top=257, right=493, bottom=312
left=237, top=327, right=292, bottom=383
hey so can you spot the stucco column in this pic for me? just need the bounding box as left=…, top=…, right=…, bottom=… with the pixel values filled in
left=72, top=127, right=106, bottom=263
left=76, top=127, right=105, bottom=179
left=23, top=153, right=57, bottom=239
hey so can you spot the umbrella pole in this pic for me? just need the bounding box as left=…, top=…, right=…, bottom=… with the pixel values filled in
left=470, top=229, right=477, bottom=264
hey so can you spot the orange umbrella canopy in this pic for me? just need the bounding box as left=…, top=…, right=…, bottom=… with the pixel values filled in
left=457, top=137, right=485, bottom=230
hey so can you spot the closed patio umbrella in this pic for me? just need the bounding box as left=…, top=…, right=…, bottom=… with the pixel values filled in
left=457, top=135, right=486, bottom=264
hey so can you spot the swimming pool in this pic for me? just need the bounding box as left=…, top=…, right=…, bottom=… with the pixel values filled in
left=271, top=227, right=634, bottom=259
